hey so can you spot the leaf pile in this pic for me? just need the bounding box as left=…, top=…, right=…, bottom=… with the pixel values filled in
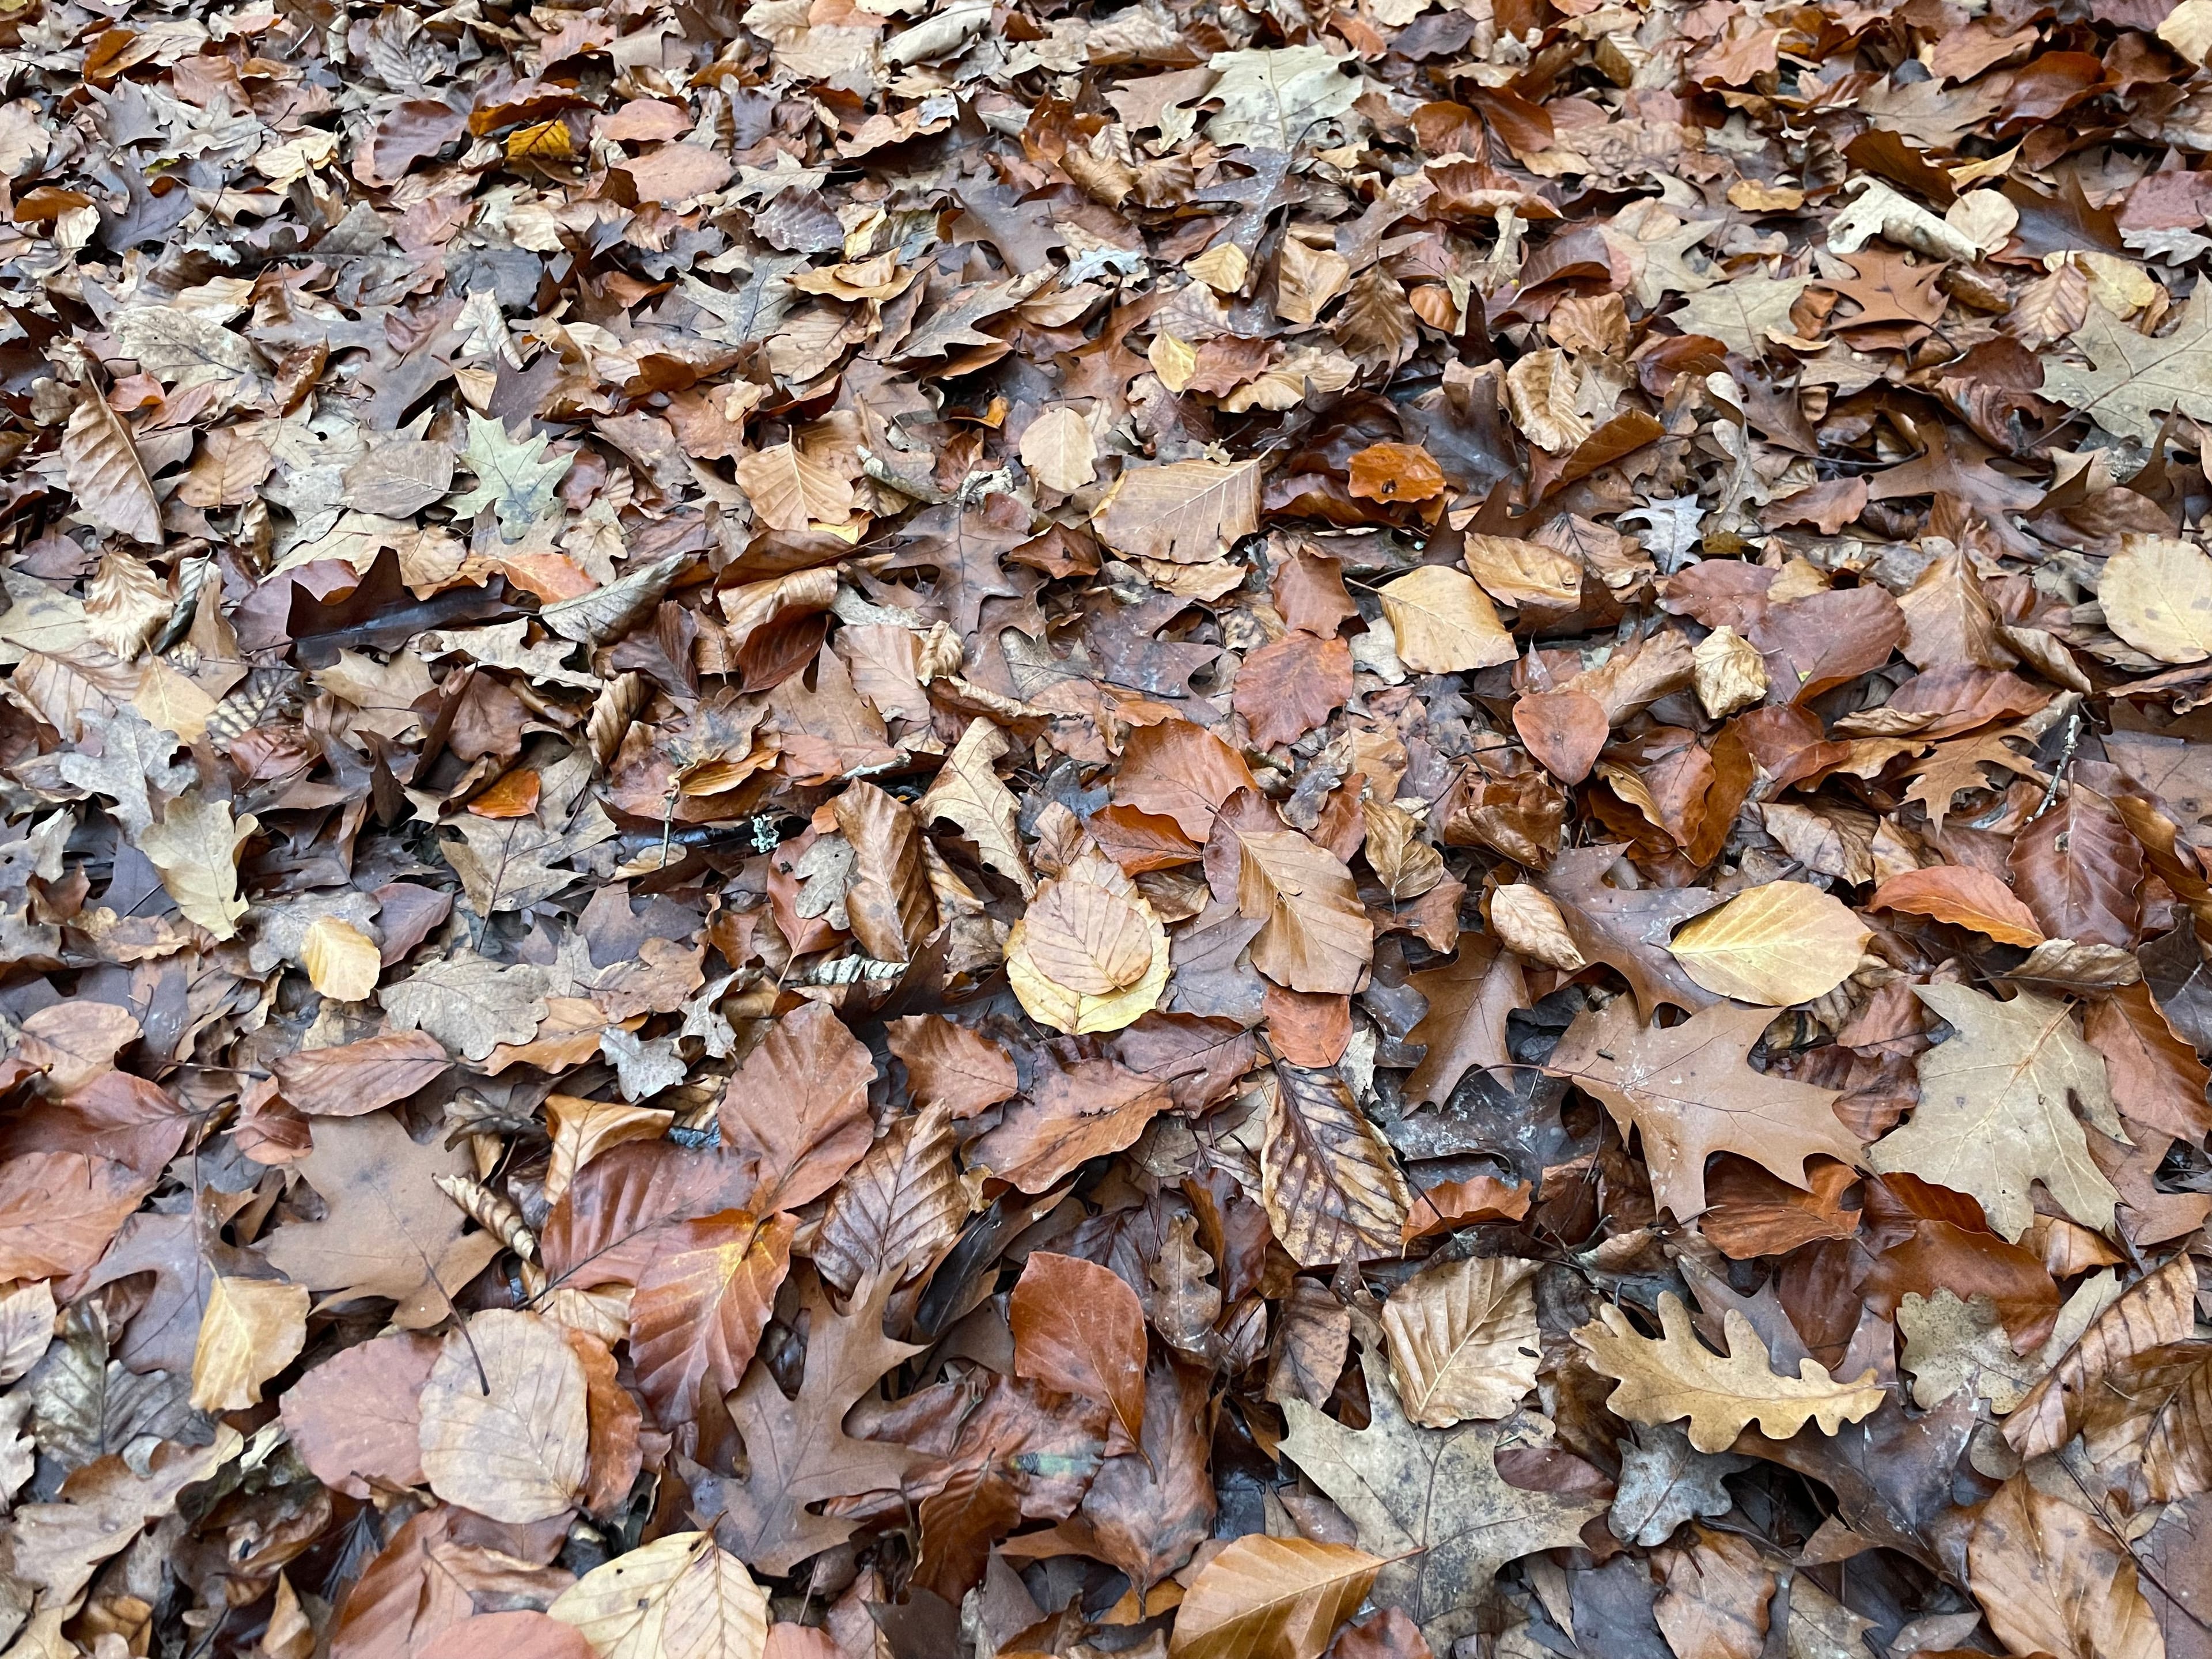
left=7, top=0, right=2212, bottom=1657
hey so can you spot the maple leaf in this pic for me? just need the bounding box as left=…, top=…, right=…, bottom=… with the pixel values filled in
left=2043, top=290, right=2212, bottom=443
left=1866, top=985, right=2123, bottom=1242
left=1546, top=997, right=1863, bottom=1220
left=683, top=1271, right=929, bottom=1575
left=260, top=1111, right=501, bottom=1318
left=1279, top=1343, right=1604, bottom=1647
left=445, top=412, right=573, bottom=540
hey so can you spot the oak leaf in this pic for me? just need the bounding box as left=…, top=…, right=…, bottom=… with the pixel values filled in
left=1547, top=998, right=1861, bottom=1220
left=135, top=793, right=256, bottom=940
left=1279, top=1344, right=1604, bottom=1646
left=1866, top=985, right=2122, bottom=1242
left=1574, top=1293, right=1884, bottom=1453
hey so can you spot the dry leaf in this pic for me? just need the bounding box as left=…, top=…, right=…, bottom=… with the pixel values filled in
left=1666, top=881, right=1870, bottom=1006
left=1376, top=567, right=1517, bottom=674
left=418, top=1308, right=590, bottom=1523
left=1380, top=1256, right=1540, bottom=1427
left=1169, top=1536, right=1381, bottom=1659
left=1575, top=1294, right=1885, bottom=1453
left=190, top=1275, right=309, bottom=1411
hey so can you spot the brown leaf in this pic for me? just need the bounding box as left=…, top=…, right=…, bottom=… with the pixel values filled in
left=62, top=387, right=162, bottom=547
left=1169, top=1536, right=1381, bottom=1659
left=1234, top=631, right=1352, bottom=751
left=1011, top=1252, right=1149, bottom=1454
left=1262, top=1063, right=1412, bottom=1266
left=885, top=1016, right=1018, bottom=1118
left=1547, top=997, right=1862, bottom=1220
left=1870, top=865, right=2045, bottom=946
left=628, top=1210, right=796, bottom=1434
left=1967, top=1476, right=2164, bottom=1659
left=2005, top=1255, right=2199, bottom=1458
left=717, top=1000, right=876, bottom=1211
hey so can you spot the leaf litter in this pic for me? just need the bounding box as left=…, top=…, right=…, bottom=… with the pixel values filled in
left=6, top=1, right=2212, bottom=1658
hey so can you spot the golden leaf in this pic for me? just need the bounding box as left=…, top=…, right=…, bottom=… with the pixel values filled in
left=1666, top=881, right=1870, bottom=1006
left=302, top=915, right=382, bottom=1002
left=1169, top=1537, right=1380, bottom=1659
left=191, top=1275, right=309, bottom=1411
left=1007, top=844, right=1168, bottom=1033
left=1376, top=566, right=1517, bottom=674
left=1575, top=1293, right=1885, bottom=1453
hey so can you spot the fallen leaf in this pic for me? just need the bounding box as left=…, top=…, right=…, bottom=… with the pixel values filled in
left=1666, top=881, right=1870, bottom=1006
left=1575, top=1293, right=1885, bottom=1453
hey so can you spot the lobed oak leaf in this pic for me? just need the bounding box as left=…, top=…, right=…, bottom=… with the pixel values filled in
left=1574, top=1293, right=1885, bottom=1453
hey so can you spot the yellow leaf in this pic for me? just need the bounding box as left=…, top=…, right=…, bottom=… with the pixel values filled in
left=1376, top=566, right=1517, bottom=673
left=551, top=1531, right=768, bottom=1659
left=191, top=1275, right=308, bottom=1410
left=1149, top=330, right=1198, bottom=393
left=1575, top=1292, right=1884, bottom=1453
left=1007, top=845, right=1168, bottom=1034
left=507, top=119, right=574, bottom=162
left=1185, top=243, right=1249, bottom=294
left=1666, top=881, right=1869, bottom=1006
left=2099, top=533, right=2212, bottom=664
left=302, top=915, right=381, bottom=1002
left=1169, top=1536, right=1380, bottom=1659
left=133, top=660, right=218, bottom=743
left=135, top=793, right=257, bottom=940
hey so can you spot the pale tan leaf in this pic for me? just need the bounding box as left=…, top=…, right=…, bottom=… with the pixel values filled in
left=1377, top=567, right=1517, bottom=673
left=2099, top=533, right=2212, bottom=665
left=418, top=1308, right=589, bottom=1523
left=0, top=1278, right=56, bottom=1385
left=1021, top=863, right=1157, bottom=993
left=1277, top=236, right=1351, bottom=327
left=1666, top=882, right=1870, bottom=1006
left=1503, top=349, right=1592, bottom=453
left=1020, top=406, right=1097, bottom=494
left=1168, top=1536, right=1381, bottom=1659
left=302, top=915, right=382, bottom=1002
left=734, top=441, right=855, bottom=533
left=551, top=1531, right=768, bottom=1659
left=1461, top=534, right=1581, bottom=609
left=83, top=550, right=169, bottom=659
left=1380, top=1255, right=1541, bottom=1427
left=916, top=718, right=1035, bottom=896
left=1489, top=884, right=1588, bottom=972
left=1868, top=985, right=2120, bottom=1241
left=1691, top=626, right=1767, bottom=718
left=1092, top=458, right=1262, bottom=564
left=190, top=1275, right=309, bottom=1411
left=135, top=793, right=257, bottom=940
left=1575, top=1293, right=1885, bottom=1453
left=1235, top=827, right=1373, bottom=994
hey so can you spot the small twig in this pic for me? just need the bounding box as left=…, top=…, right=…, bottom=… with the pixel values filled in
left=2025, top=707, right=2082, bottom=823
